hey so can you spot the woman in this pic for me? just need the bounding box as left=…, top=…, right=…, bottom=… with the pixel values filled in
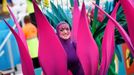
left=22, top=15, right=40, bottom=68
left=56, top=21, right=84, bottom=75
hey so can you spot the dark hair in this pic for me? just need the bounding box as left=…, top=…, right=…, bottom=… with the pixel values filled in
left=24, top=15, right=31, bottom=24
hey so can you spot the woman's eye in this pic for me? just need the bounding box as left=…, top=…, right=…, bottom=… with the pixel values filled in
left=66, top=28, right=69, bottom=30
left=60, top=29, right=63, bottom=31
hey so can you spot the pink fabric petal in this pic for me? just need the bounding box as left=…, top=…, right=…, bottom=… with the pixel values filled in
left=120, top=0, right=134, bottom=50
left=32, top=1, right=68, bottom=75
left=93, top=2, right=134, bottom=56
left=7, top=6, right=28, bottom=51
left=77, top=3, right=99, bottom=75
left=99, top=2, right=120, bottom=75
left=4, top=20, right=35, bottom=75
left=71, top=0, right=80, bottom=42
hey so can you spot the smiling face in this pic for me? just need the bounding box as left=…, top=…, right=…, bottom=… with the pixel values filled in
left=57, top=23, right=71, bottom=40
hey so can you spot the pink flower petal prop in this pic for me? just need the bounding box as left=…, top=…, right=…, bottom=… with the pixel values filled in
left=99, top=2, right=120, bottom=75
left=120, top=0, right=134, bottom=50
left=32, top=1, right=68, bottom=75
left=77, top=3, right=99, bottom=75
left=4, top=20, right=35, bottom=75
left=7, top=6, right=28, bottom=51
left=93, top=2, right=134, bottom=56
left=71, top=0, right=80, bottom=42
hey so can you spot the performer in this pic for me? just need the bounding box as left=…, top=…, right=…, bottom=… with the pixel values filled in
left=56, top=21, right=84, bottom=75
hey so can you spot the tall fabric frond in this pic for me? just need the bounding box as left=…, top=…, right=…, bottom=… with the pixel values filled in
left=4, top=20, right=35, bottom=75
left=99, top=2, right=120, bottom=75
left=77, top=3, right=99, bottom=75
left=32, top=1, right=68, bottom=75
left=120, top=0, right=134, bottom=50
left=7, top=6, right=28, bottom=51
left=93, top=2, right=134, bottom=56
left=71, top=0, right=80, bottom=42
